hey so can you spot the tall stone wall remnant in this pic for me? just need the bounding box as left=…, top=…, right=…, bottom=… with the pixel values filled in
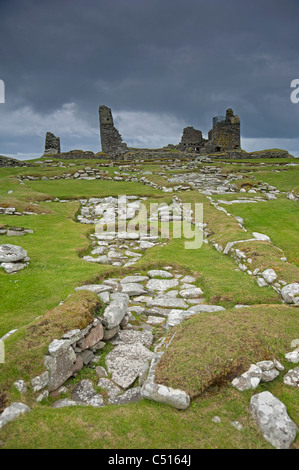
left=99, top=105, right=128, bottom=158
left=44, top=132, right=61, bottom=155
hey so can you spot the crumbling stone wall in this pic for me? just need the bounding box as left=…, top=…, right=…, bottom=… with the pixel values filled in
left=44, top=132, right=61, bottom=155
left=178, top=127, right=207, bottom=152
left=99, top=105, right=128, bottom=158
left=0, top=155, right=28, bottom=167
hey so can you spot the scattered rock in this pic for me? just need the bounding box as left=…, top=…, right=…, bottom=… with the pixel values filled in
left=281, top=283, right=299, bottom=305
left=0, top=402, right=31, bottom=429
left=249, top=391, right=298, bottom=449
left=283, top=368, right=299, bottom=388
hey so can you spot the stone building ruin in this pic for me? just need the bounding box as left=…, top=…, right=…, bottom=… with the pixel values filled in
left=178, top=108, right=241, bottom=154
left=44, top=132, right=61, bottom=155
left=99, top=105, right=128, bottom=158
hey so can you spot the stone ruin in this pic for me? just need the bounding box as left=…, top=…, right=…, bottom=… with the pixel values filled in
left=178, top=108, right=241, bottom=154
left=98, top=105, right=241, bottom=158
left=0, top=155, right=28, bottom=167
left=44, top=132, right=61, bottom=155
left=99, top=105, right=128, bottom=158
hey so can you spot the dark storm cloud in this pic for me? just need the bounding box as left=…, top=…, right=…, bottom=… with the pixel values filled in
left=0, top=0, right=298, bottom=157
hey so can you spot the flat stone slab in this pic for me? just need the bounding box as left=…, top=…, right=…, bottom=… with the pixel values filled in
left=179, top=287, right=203, bottom=298
left=147, top=270, right=173, bottom=279
left=105, top=343, right=154, bottom=389
left=186, top=304, right=225, bottom=314
left=75, top=284, right=112, bottom=294
left=147, top=296, right=189, bottom=309
left=110, top=329, right=153, bottom=348
left=146, top=279, right=179, bottom=292
left=121, top=283, right=148, bottom=296
left=120, top=275, right=149, bottom=284
left=71, top=379, right=104, bottom=407
left=108, top=387, right=142, bottom=405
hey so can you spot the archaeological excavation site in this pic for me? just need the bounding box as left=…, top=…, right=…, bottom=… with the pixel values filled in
left=0, top=101, right=298, bottom=451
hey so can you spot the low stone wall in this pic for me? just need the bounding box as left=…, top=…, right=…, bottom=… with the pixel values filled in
left=0, top=155, right=29, bottom=167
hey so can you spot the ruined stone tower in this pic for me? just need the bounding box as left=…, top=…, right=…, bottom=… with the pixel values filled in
left=203, top=108, right=241, bottom=153
left=44, top=132, right=61, bottom=155
left=99, top=105, right=128, bottom=158
left=178, top=126, right=207, bottom=152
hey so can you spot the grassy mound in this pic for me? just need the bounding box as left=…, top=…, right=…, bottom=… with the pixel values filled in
left=155, top=304, right=299, bottom=398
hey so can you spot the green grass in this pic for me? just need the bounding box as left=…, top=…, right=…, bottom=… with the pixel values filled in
left=219, top=199, right=299, bottom=267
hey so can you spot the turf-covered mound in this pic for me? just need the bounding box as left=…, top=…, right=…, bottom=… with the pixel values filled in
left=155, top=304, right=299, bottom=398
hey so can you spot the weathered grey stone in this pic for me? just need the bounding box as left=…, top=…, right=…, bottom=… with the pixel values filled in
left=36, top=390, right=49, bottom=402
left=79, top=323, right=104, bottom=350
left=103, top=293, right=129, bottom=329
left=146, top=279, right=179, bottom=292
left=141, top=353, right=190, bottom=410
left=108, top=386, right=142, bottom=405
left=31, top=371, right=49, bottom=392
left=95, top=366, right=108, bottom=378
left=249, top=391, right=298, bottom=449
left=273, top=358, right=285, bottom=371
left=52, top=399, right=86, bottom=408
left=166, top=309, right=189, bottom=328
left=283, top=367, right=299, bottom=388
left=0, top=402, right=31, bottom=429
left=257, top=277, right=268, bottom=287
left=261, top=368, right=280, bottom=382
left=105, top=342, right=154, bottom=389
left=231, top=364, right=262, bottom=391
left=252, top=232, right=271, bottom=242
left=121, top=282, right=148, bottom=296
left=256, top=360, right=275, bottom=371
left=179, top=287, right=203, bottom=298
left=281, top=283, right=299, bottom=305
left=48, top=339, right=72, bottom=357
left=0, top=244, right=27, bottom=262
left=110, top=329, right=153, bottom=348
left=97, top=378, right=121, bottom=399
left=186, top=304, right=225, bottom=314
left=103, top=325, right=119, bottom=341
left=62, top=329, right=83, bottom=343
left=262, top=269, right=277, bottom=284
left=147, top=296, right=189, bottom=309
left=44, top=347, right=77, bottom=391
left=1, top=262, right=27, bottom=273
left=120, top=275, right=149, bottom=284
left=80, top=350, right=95, bottom=365
left=147, top=270, right=173, bottom=279
left=13, top=380, right=27, bottom=394
left=180, top=275, right=196, bottom=283
left=75, top=284, right=112, bottom=294
left=71, top=379, right=104, bottom=407
left=285, top=349, right=299, bottom=363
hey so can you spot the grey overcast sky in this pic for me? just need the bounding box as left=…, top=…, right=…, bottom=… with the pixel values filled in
left=0, top=0, right=299, bottom=159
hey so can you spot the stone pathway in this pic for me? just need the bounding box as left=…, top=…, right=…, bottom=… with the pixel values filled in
left=76, top=195, right=193, bottom=267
